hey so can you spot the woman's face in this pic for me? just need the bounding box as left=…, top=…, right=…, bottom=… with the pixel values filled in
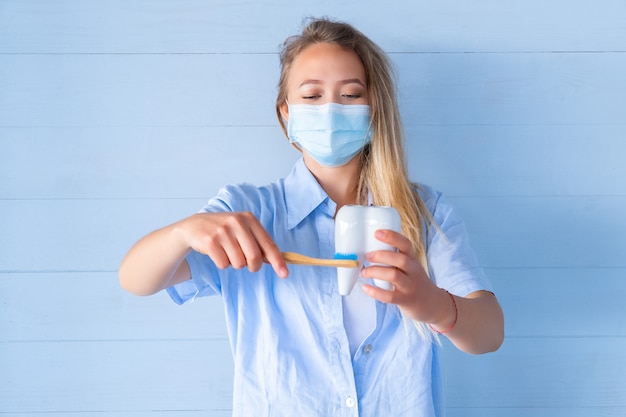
left=281, top=42, right=368, bottom=118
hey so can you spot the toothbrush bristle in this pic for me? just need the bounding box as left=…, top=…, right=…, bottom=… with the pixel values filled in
left=334, top=253, right=358, bottom=260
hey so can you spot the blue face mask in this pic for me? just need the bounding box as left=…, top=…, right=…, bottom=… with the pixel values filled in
left=287, top=103, right=372, bottom=167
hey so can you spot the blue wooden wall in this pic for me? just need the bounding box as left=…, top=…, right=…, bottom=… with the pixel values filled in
left=1, top=1, right=625, bottom=416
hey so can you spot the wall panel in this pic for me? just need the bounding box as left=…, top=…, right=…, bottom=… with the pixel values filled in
left=0, top=272, right=227, bottom=342
left=0, top=340, right=233, bottom=413
left=2, top=124, right=625, bottom=200
left=443, top=338, right=626, bottom=409
left=1, top=0, right=624, bottom=53
left=1, top=53, right=624, bottom=127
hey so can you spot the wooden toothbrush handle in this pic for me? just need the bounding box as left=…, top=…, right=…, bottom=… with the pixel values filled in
left=264, top=252, right=358, bottom=268
left=282, top=252, right=359, bottom=268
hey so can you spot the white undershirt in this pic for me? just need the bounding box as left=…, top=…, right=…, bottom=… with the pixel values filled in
left=341, top=277, right=376, bottom=357
left=341, top=191, right=378, bottom=357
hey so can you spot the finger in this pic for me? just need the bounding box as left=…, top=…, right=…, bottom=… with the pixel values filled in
left=246, top=217, right=288, bottom=278
left=373, top=229, right=415, bottom=256
left=261, top=247, right=289, bottom=278
left=217, top=212, right=277, bottom=272
left=366, top=250, right=411, bottom=273
left=205, top=244, right=233, bottom=270
left=203, top=212, right=258, bottom=270
left=227, top=215, right=266, bottom=272
left=361, top=283, right=397, bottom=304
left=362, top=264, right=407, bottom=291
left=210, top=223, right=249, bottom=269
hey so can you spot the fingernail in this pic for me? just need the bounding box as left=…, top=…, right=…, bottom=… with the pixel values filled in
left=279, top=267, right=289, bottom=278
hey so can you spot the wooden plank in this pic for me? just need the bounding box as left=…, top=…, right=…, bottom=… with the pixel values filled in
left=449, top=195, right=626, bottom=269
left=0, top=272, right=228, bottom=342
left=0, top=54, right=281, bottom=128
left=447, top=407, right=626, bottom=417
left=1, top=52, right=624, bottom=127
left=487, top=267, right=626, bottom=337
left=2, top=124, right=624, bottom=199
left=0, top=413, right=232, bottom=417
left=0, top=339, right=233, bottom=413
left=1, top=196, right=624, bottom=271
left=1, top=0, right=624, bottom=53
left=0, top=126, right=300, bottom=200
left=442, top=337, right=626, bottom=409
left=2, top=268, right=624, bottom=342
left=0, top=198, right=203, bottom=272
left=407, top=124, right=626, bottom=198
left=393, top=52, right=626, bottom=126
left=0, top=413, right=231, bottom=417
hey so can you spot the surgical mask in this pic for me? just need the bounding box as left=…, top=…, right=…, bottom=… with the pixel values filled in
left=286, top=102, right=372, bottom=167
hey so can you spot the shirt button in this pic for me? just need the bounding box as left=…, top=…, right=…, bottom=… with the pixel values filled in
left=345, top=396, right=356, bottom=408
left=363, top=344, right=372, bottom=354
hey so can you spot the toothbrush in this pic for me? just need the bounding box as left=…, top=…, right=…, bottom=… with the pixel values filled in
left=264, top=252, right=358, bottom=268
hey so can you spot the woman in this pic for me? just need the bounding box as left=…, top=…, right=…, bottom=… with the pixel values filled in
left=119, top=17, right=503, bottom=416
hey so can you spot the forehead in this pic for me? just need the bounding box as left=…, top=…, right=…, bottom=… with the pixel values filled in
left=288, top=42, right=366, bottom=85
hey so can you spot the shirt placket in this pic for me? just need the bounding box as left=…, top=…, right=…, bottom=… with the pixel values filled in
left=317, top=201, right=361, bottom=416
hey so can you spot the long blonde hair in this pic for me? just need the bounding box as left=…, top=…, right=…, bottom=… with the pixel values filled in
left=276, top=18, right=433, bottom=271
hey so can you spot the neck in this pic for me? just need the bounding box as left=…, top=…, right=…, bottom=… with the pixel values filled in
left=303, top=154, right=360, bottom=208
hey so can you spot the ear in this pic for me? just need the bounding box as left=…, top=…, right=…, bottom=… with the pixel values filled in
left=279, top=101, right=289, bottom=122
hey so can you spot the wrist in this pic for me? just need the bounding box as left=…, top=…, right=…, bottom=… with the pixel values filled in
left=428, top=289, right=458, bottom=334
left=170, top=218, right=195, bottom=255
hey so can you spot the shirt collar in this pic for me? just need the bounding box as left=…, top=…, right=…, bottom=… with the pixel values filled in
left=284, top=158, right=336, bottom=229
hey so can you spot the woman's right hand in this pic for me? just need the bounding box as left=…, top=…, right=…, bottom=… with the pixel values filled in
left=119, top=211, right=288, bottom=296
left=177, top=212, right=288, bottom=277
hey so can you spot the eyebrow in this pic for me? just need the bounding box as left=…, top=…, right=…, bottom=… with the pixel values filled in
left=298, top=78, right=366, bottom=88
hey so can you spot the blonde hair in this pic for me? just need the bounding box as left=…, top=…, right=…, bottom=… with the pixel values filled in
left=276, top=18, right=433, bottom=271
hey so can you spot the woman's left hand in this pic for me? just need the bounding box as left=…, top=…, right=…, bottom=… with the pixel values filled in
left=361, top=228, right=505, bottom=354
left=360, top=229, right=447, bottom=324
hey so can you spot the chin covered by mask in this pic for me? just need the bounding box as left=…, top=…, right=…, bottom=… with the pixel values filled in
left=286, top=103, right=372, bottom=167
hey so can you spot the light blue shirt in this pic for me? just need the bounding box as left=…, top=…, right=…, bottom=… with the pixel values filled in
left=168, top=158, right=493, bottom=417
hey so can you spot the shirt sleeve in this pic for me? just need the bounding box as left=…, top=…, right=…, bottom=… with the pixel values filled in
left=165, top=184, right=252, bottom=305
left=166, top=249, right=222, bottom=305
left=421, top=186, right=494, bottom=297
